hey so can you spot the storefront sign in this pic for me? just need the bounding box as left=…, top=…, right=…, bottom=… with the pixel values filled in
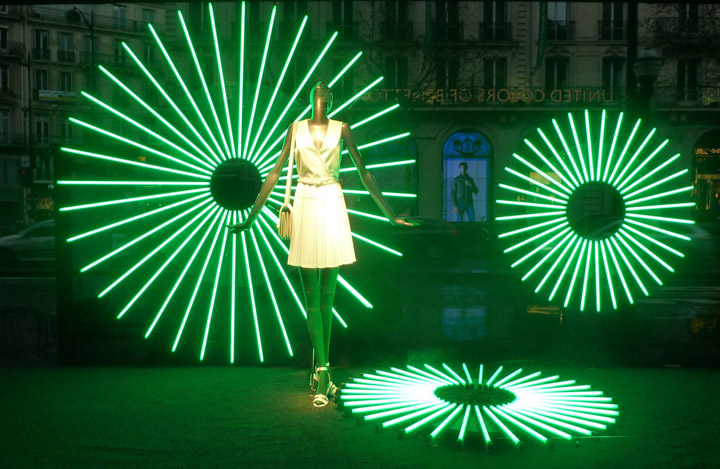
left=38, top=90, right=76, bottom=102
left=694, top=147, right=720, bottom=161
left=363, top=87, right=615, bottom=105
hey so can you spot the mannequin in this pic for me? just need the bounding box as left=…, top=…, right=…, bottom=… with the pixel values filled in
left=229, top=82, right=417, bottom=407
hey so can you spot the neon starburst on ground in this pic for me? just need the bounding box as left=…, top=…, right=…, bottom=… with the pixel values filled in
left=340, top=363, right=619, bottom=451
left=496, top=109, right=694, bottom=312
left=58, top=3, right=414, bottom=362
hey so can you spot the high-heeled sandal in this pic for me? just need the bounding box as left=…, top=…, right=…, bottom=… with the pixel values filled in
left=312, top=366, right=331, bottom=407
left=324, top=363, right=338, bottom=396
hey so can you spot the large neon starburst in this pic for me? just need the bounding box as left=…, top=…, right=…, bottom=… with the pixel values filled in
left=340, top=363, right=619, bottom=451
left=496, top=110, right=694, bottom=312
left=57, top=3, right=415, bottom=362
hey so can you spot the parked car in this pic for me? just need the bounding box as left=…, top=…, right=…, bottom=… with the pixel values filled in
left=0, top=220, right=55, bottom=267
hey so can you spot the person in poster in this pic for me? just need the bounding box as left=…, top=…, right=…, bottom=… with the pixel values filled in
left=452, top=162, right=479, bottom=222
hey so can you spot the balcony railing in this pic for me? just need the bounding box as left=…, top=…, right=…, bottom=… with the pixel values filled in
left=57, top=50, right=75, bottom=63
left=0, top=41, right=24, bottom=57
left=326, top=21, right=360, bottom=41
left=598, top=20, right=627, bottom=40
left=655, top=17, right=720, bottom=41
left=32, top=48, right=51, bottom=60
left=432, top=22, right=464, bottom=42
left=547, top=20, right=575, bottom=41
left=80, top=51, right=100, bottom=66
left=0, top=5, right=23, bottom=17
left=0, top=133, right=24, bottom=146
left=479, top=22, right=512, bottom=41
left=380, top=22, right=414, bottom=42
left=29, top=6, right=164, bottom=34
left=655, top=86, right=720, bottom=107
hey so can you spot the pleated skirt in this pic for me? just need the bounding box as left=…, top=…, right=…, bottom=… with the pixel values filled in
left=287, top=182, right=356, bottom=268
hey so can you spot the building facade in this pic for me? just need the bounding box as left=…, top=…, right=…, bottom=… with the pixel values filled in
left=1, top=1, right=718, bottom=233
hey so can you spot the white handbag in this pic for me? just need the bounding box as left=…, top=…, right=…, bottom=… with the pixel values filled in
left=277, top=122, right=297, bottom=240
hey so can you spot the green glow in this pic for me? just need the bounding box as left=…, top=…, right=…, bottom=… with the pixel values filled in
left=492, top=406, right=549, bottom=443
left=524, top=138, right=576, bottom=190
left=502, top=371, right=542, bottom=389
left=568, top=112, right=590, bottom=182
left=457, top=405, right=472, bottom=444
left=474, top=405, right=492, bottom=446
left=497, top=199, right=566, bottom=210
left=616, top=139, right=669, bottom=191
left=242, top=5, right=276, bottom=160
left=496, top=211, right=567, bottom=222
left=236, top=1, right=245, bottom=158
left=329, top=51, right=363, bottom=88
left=200, top=211, right=232, bottom=361
left=612, top=128, right=657, bottom=187
left=351, top=232, right=402, bottom=256
left=511, top=227, right=572, bottom=268
left=69, top=118, right=212, bottom=176
left=536, top=128, right=579, bottom=188
left=58, top=180, right=209, bottom=186
left=242, top=231, right=264, bottom=362
left=208, top=4, right=236, bottom=159
left=499, top=406, right=569, bottom=440
left=329, top=76, right=384, bottom=118
left=251, top=32, right=339, bottom=166
left=494, top=368, right=522, bottom=387
left=564, top=240, right=587, bottom=307
left=603, top=111, right=623, bottom=182
left=498, top=183, right=567, bottom=204
left=346, top=208, right=390, bottom=222
left=520, top=230, right=573, bottom=280
left=150, top=21, right=225, bottom=162
left=430, top=404, right=464, bottom=440
left=552, top=119, right=585, bottom=184
left=178, top=10, right=232, bottom=159
left=442, top=363, right=467, bottom=385
left=81, top=90, right=215, bottom=172
left=118, top=206, right=219, bottom=318
left=498, top=217, right=566, bottom=239
left=343, top=189, right=416, bottom=198
left=250, top=227, right=294, bottom=356
left=606, top=239, right=634, bottom=303
left=231, top=212, right=238, bottom=364
left=625, top=219, right=690, bottom=243
left=615, top=233, right=662, bottom=285
left=145, top=209, right=224, bottom=337
left=246, top=15, right=308, bottom=161
left=60, top=188, right=208, bottom=212
left=549, top=238, right=582, bottom=300
left=621, top=154, right=682, bottom=195
left=626, top=202, right=695, bottom=211
left=596, top=109, right=606, bottom=181
left=624, top=169, right=689, bottom=200
left=398, top=404, right=455, bottom=433
left=80, top=199, right=212, bottom=273
left=599, top=241, right=617, bottom=309
left=513, top=152, right=572, bottom=194
left=484, top=407, right=520, bottom=445
left=618, top=229, right=675, bottom=271
left=486, top=365, right=503, bottom=386
left=425, top=364, right=460, bottom=384
left=580, top=242, right=593, bottom=311
left=626, top=213, right=694, bottom=225
left=147, top=25, right=222, bottom=164
left=99, top=202, right=216, bottom=298
left=67, top=193, right=210, bottom=242
left=585, top=110, right=594, bottom=181
left=351, top=104, right=399, bottom=129
left=607, top=117, right=641, bottom=184
left=172, top=209, right=227, bottom=352
left=97, top=64, right=218, bottom=168
left=625, top=182, right=689, bottom=205
left=462, top=363, right=473, bottom=385
left=504, top=167, right=570, bottom=199
left=535, top=236, right=578, bottom=293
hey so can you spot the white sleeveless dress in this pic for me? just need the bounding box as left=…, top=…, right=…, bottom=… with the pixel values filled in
left=287, top=119, right=356, bottom=268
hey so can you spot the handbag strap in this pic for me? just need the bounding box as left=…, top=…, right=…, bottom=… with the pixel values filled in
left=283, top=122, right=297, bottom=208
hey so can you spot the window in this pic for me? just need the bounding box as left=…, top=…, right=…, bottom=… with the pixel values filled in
left=35, top=115, right=49, bottom=144
left=436, top=0, right=460, bottom=23
left=386, top=0, right=408, bottom=23
left=436, top=57, right=459, bottom=89
left=483, top=1, right=509, bottom=40
left=545, top=57, right=569, bottom=90
left=601, top=2, right=625, bottom=40
left=0, top=6, right=8, bottom=14
left=677, top=59, right=698, bottom=101
left=602, top=57, right=624, bottom=92
left=58, top=32, right=74, bottom=62
left=114, top=39, right=125, bottom=65
left=385, top=56, right=409, bottom=88
left=86, top=73, right=98, bottom=93
left=142, top=9, right=155, bottom=25
left=484, top=58, right=507, bottom=89
left=382, top=1, right=411, bottom=41
left=35, top=29, right=49, bottom=60
left=113, top=4, right=126, bottom=29
left=143, top=43, right=155, bottom=68
left=0, top=110, right=9, bottom=144
left=332, top=0, right=356, bottom=40
left=678, top=2, right=699, bottom=34
left=283, top=55, right=307, bottom=93
left=35, top=69, right=48, bottom=90
left=60, top=72, right=73, bottom=92
left=84, top=35, right=98, bottom=65
left=60, top=117, right=73, bottom=143
left=434, top=0, right=462, bottom=41
left=547, top=2, right=571, bottom=40
left=0, top=65, right=8, bottom=93
left=331, top=58, right=354, bottom=98
left=0, top=28, right=7, bottom=51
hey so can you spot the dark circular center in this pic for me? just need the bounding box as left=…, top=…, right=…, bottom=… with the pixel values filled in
left=566, top=182, right=625, bottom=240
left=434, top=384, right=516, bottom=406
left=210, top=159, right=262, bottom=210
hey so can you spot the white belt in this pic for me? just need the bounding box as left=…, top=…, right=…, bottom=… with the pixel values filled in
left=298, top=177, right=338, bottom=186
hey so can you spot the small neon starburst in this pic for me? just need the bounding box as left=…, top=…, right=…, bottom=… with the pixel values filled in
left=340, top=363, right=619, bottom=451
left=496, top=109, right=694, bottom=312
left=57, top=2, right=415, bottom=362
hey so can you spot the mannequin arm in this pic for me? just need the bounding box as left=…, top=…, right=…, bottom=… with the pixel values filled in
left=342, top=123, right=417, bottom=227
left=228, top=125, right=293, bottom=231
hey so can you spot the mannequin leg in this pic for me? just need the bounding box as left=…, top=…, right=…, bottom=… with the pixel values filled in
left=300, top=268, right=328, bottom=395
left=319, top=267, right=340, bottom=364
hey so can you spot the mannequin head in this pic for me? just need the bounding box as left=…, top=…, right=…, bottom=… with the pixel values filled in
left=310, top=81, right=333, bottom=119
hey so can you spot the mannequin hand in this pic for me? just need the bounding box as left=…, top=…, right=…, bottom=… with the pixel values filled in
left=227, top=221, right=253, bottom=233
left=390, top=217, right=421, bottom=227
